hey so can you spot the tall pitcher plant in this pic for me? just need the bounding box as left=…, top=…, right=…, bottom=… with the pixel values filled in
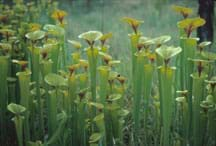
left=25, top=30, right=46, bottom=137
left=156, top=45, right=182, bottom=146
left=78, top=31, right=103, bottom=117
left=122, top=17, right=145, bottom=146
left=176, top=17, right=206, bottom=144
left=122, top=17, right=143, bottom=83
left=190, top=59, right=211, bottom=146
left=13, top=60, right=31, bottom=144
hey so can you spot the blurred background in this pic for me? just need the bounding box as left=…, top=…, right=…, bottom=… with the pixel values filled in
left=3, top=0, right=215, bottom=74
left=55, top=0, right=215, bottom=74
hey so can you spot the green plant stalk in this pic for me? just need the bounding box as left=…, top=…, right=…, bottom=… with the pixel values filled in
left=77, top=73, right=88, bottom=146
left=41, top=60, right=53, bottom=128
left=143, top=64, right=155, bottom=109
left=40, top=60, right=53, bottom=141
left=98, top=66, right=110, bottom=146
left=177, top=99, right=189, bottom=146
left=180, top=37, right=197, bottom=144
left=191, top=72, right=207, bottom=146
left=40, top=60, right=53, bottom=78
left=200, top=112, right=208, bottom=145
left=129, top=33, right=140, bottom=85
left=60, top=34, right=66, bottom=69
left=133, top=52, right=145, bottom=146
left=17, top=71, right=31, bottom=143
left=48, top=90, right=58, bottom=138
left=156, top=53, right=164, bottom=125
left=143, top=63, right=155, bottom=143
left=114, top=86, right=126, bottom=144
left=13, top=115, right=24, bottom=146
left=158, top=66, right=175, bottom=146
left=77, top=100, right=86, bottom=146
left=31, top=46, right=44, bottom=137
left=209, top=86, right=216, bottom=142
left=154, top=103, right=160, bottom=146
left=71, top=52, right=81, bottom=64
left=68, top=74, right=78, bottom=145
left=46, top=111, right=68, bottom=146
left=179, top=38, right=185, bottom=90
left=181, top=38, right=197, bottom=89
left=176, top=28, right=186, bottom=90
left=110, top=107, right=119, bottom=144
left=7, top=78, right=17, bottom=103
left=0, top=56, right=9, bottom=144
left=182, top=101, right=189, bottom=145
left=98, top=66, right=110, bottom=105
left=101, top=45, right=108, bottom=53
left=50, top=43, right=60, bottom=73
left=78, top=73, right=88, bottom=89
left=207, top=109, right=216, bottom=144
left=86, top=47, right=99, bottom=117
left=94, top=113, right=106, bottom=145
left=115, top=85, right=126, bottom=106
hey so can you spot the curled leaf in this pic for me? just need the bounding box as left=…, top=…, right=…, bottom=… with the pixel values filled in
left=172, top=5, right=193, bottom=18
left=198, top=41, right=211, bottom=50
left=78, top=31, right=103, bottom=46
left=176, top=97, right=186, bottom=103
left=44, top=73, right=67, bottom=87
left=200, top=100, right=214, bottom=110
left=7, top=103, right=26, bottom=115
left=201, top=51, right=216, bottom=60
left=122, top=17, right=144, bottom=34
left=88, top=102, right=104, bottom=109
left=139, top=37, right=154, bottom=48
left=89, top=133, right=102, bottom=143
left=152, top=35, right=171, bottom=46
left=156, top=45, right=182, bottom=60
left=177, top=17, right=206, bottom=37
left=51, top=9, right=67, bottom=24
left=68, top=40, right=82, bottom=49
left=43, top=24, right=65, bottom=36
left=99, top=32, right=112, bottom=45
left=25, top=30, right=45, bottom=41
left=12, top=59, right=28, bottom=70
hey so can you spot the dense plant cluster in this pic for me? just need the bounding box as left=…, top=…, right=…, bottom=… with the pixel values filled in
left=0, top=1, right=215, bottom=146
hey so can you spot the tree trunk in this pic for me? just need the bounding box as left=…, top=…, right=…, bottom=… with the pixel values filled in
left=197, top=0, right=214, bottom=42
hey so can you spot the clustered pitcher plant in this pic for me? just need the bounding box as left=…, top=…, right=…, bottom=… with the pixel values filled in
left=0, top=1, right=215, bottom=146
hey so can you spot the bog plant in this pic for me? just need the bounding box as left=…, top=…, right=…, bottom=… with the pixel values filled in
left=0, top=1, right=216, bottom=146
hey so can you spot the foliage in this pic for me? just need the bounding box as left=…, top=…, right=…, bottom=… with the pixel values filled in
left=0, top=1, right=216, bottom=146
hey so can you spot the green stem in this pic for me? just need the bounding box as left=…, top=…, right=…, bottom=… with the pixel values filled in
left=129, top=33, right=141, bottom=87
left=180, top=37, right=198, bottom=144
left=158, top=66, right=175, bottom=146
left=98, top=66, right=110, bottom=146
left=49, top=42, right=60, bottom=73
left=86, top=47, right=99, bottom=117
left=0, top=56, right=9, bottom=145
left=16, top=71, right=31, bottom=143
left=156, top=53, right=164, bottom=126
left=31, top=46, right=44, bottom=137
left=191, top=72, right=207, bottom=146
left=47, top=90, right=58, bottom=138
left=13, top=116, right=24, bottom=146
left=133, top=52, right=145, bottom=146
left=143, top=63, right=155, bottom=144
left=68, top=74, right=78, bottom=145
